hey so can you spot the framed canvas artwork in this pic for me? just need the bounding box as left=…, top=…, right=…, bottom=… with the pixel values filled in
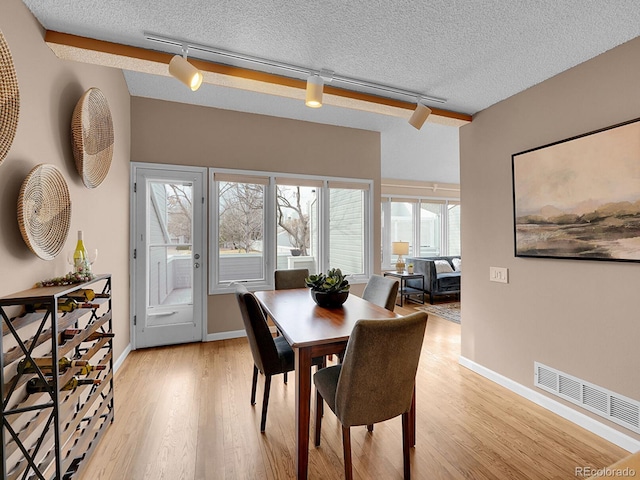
left=512, top=117, right=640, bottom=262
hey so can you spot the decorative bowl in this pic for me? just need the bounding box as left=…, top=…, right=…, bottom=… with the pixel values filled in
left=310, top=290, right=349, bottom=308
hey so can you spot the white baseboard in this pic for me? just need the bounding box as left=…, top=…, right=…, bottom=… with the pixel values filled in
left=458, top=356, right=640, bottom=453
left=206, top=329, right=247, bottom=342
left=205, top=327, right=276, bottom=342
left=113, top=343, right=132, bottom=373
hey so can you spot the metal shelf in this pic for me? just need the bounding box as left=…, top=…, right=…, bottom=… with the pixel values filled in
left=1, top=274, right=114, bottom=480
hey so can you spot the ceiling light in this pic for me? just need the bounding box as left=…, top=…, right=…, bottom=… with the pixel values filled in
left=305, top=74, right=324, bottom=108
left=168, top=47, right=203, bottom=91
left=145, top=34, right=447, bottom=108
left=408, top=101, right=432, bottom=130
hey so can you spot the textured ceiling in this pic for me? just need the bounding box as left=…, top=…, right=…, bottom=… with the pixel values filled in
left=20, top=0, right=640, bottom=132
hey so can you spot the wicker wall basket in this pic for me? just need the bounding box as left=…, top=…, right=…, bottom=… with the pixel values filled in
left=71, top=87, right=114, bottom=188
left=17, top=164, right=71, bottom=260
left=0, top=30, right=20, bottom=165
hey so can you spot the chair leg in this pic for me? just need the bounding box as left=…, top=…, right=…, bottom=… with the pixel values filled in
left=315, top=390, right=323, bottom=447
left=260, top=375, right=272, bottom=432
left=367, top=424, right=374, bottom=432
left=402, top=412, right=411, bottom=480
left=251, top=365, right=258, bottom=406
left=342, top=425, right=353, bottom=480
left=284, top=372, right=288, bottom=384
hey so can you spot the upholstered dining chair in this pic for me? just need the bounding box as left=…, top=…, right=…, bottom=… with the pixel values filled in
left=274, top=268, right=309, bottom=290
left=362, top=274, right=400, bottom=312
left=234, top=283, right=323, bottom=432
left=274, top=268, right=309, bottom=382
left=313, top=312, right=428, bottom=480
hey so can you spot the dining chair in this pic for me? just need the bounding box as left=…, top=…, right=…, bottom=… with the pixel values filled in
left=362, top=274, right=400, bottom=312
left=274, top=268, right=309, bottom=290
left=274, top=268, right=309, bottom=382
left=234, top=284, right=323, bottom=432
left=313, top=312, right=428, bottom=480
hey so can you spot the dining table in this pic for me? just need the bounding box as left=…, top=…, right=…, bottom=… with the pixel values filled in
left=254, top=287, right=416, bottom=480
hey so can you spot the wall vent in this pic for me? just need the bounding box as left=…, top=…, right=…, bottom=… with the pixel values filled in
left=534, top=362, right=640, bottom=434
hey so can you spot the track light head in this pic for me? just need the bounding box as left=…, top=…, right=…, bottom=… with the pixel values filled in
left=408, top=102, right=432, bottom=130
left=169, top=53, right=203, bottom=91
left=305, top=74, right=324, bottom=108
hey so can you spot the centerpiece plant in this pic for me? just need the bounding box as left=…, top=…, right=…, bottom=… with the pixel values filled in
left=305, top=268, right=350, bottom=307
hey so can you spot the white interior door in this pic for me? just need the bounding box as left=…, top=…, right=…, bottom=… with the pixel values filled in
left=131, top=164, right=207, bottom=349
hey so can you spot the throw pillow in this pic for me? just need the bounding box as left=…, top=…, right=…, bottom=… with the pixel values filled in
left=434, top=260, right=454, bottom=274
left=452, top=258, right=461, bottom=271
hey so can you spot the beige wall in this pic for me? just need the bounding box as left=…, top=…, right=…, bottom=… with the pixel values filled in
left=0, top=0, right=131, bottom=359
left=131, top=97, right=380, bottom=334
left=460, top=36, right=640, bottom=441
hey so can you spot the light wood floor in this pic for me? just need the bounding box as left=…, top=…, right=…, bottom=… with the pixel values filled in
left=81, top=305, right=628, bottom=479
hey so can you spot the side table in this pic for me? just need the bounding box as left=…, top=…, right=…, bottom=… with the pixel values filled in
left=383, top=271, right=425, bottom=307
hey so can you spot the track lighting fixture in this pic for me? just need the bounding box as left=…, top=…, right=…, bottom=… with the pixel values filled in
left=168, top=46, right=203, bottom=91
left=146, top=34, right=448, bottom=113
left=408, top=101, right=432, bottom=130
left=305, top=74, right=324, bottom=108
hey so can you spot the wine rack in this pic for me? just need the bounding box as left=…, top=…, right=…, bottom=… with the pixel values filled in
left=1, top=274, right=114, bottom=480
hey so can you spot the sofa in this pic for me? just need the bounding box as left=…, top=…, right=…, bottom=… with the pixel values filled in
left=405, top=256, right=461, bottom=304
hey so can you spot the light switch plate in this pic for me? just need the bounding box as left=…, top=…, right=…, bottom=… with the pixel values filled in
left=489, top=266, right=508, bottom=283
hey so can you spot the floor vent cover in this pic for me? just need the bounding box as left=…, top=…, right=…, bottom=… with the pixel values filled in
left=534, top=362, right=640, bottom=434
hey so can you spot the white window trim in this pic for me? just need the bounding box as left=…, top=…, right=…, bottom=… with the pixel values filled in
left=381, top=195, right=460, bottom=271
left=210, top=168, right=373, bottom=294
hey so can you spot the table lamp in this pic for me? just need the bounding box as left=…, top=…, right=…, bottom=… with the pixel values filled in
left=392, top=241, right=409, bottom=273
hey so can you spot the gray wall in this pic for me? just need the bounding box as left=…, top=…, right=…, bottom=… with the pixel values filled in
left=460, top=36, right=640, bottom=441
left=0, top=0, right=131, bottom=361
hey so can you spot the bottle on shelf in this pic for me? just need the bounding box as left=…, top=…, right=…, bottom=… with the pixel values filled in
left=26, top=376, right=101, bottom=394
left=73, top=230, right=90, bottom=273
left=18, top=356, right=89, bottom=374
left=60, top=328, right=115, bottom=343
left=66, top=289, right=109, bottom=302
left=25, top=298, right=100, bottom=313
left=78, top=364, right=107, bottom=375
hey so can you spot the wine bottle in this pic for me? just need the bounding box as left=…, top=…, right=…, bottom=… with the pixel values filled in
left=78, top=364, right=107, bottom=375
left=18, top=356, right=89, bottom=374
left=73, top=230, right=89, bottom=273
left=27, top=376, right=101, bottom=394
left=60, top=328, right=115, bottom=342
left=67, top=289, right=109, bottom=301
left=26, top=298, right=99, bottom=313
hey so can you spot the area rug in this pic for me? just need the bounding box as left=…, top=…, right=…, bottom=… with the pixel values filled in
left=417, top=302, right=461, bottom=324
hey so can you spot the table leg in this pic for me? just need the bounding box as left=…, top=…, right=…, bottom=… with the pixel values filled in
left=295, top=347, right=313, bottom=480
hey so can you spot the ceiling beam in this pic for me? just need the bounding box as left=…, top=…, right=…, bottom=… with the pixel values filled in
left=44, top=31, right=472, bottom=126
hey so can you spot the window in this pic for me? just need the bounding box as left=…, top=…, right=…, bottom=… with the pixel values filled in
left=381, top=197, right=460, bottom=270
left=448, top=203, right=461, bottom=256
left=275, top=179, right=321, bottom=274
left=214, top=173, right=269, bottom=286
left=210, top=170, right=372, bottom=292
left=420, top=202, right=441, bottom=256
left=329, top=186, right=365, bottom=275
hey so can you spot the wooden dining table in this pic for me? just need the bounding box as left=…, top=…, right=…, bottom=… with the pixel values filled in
left=254, top=288, right=415, bottom=480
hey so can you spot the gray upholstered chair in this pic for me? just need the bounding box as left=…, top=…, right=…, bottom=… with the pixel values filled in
left=274, top=268, right=309, bottom=290
left=362, top=274, right=400, bottom=312
left=235, top=284, right=323, bottom=432
left=313, top=312, right=428, bottom=480
left=274, top=268, right=309, bottom=382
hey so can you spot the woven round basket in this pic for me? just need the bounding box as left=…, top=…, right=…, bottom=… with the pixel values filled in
left=17, top=164, right=71, bottom=260
left=71, top=87, right=114, bottom=188
left=0, top=30, right=20, bottom=165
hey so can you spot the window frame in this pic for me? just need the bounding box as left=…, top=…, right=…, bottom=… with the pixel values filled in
left=381, top=195, right=460, bottom=271
left=210, top=168, right=373, bottom=294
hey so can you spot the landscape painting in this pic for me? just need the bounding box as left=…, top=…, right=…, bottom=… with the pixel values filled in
left=512, top=118, right=640, bottom=261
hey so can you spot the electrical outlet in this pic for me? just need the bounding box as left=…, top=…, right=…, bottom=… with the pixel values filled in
left=489, top=266, right=508, bottom=284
